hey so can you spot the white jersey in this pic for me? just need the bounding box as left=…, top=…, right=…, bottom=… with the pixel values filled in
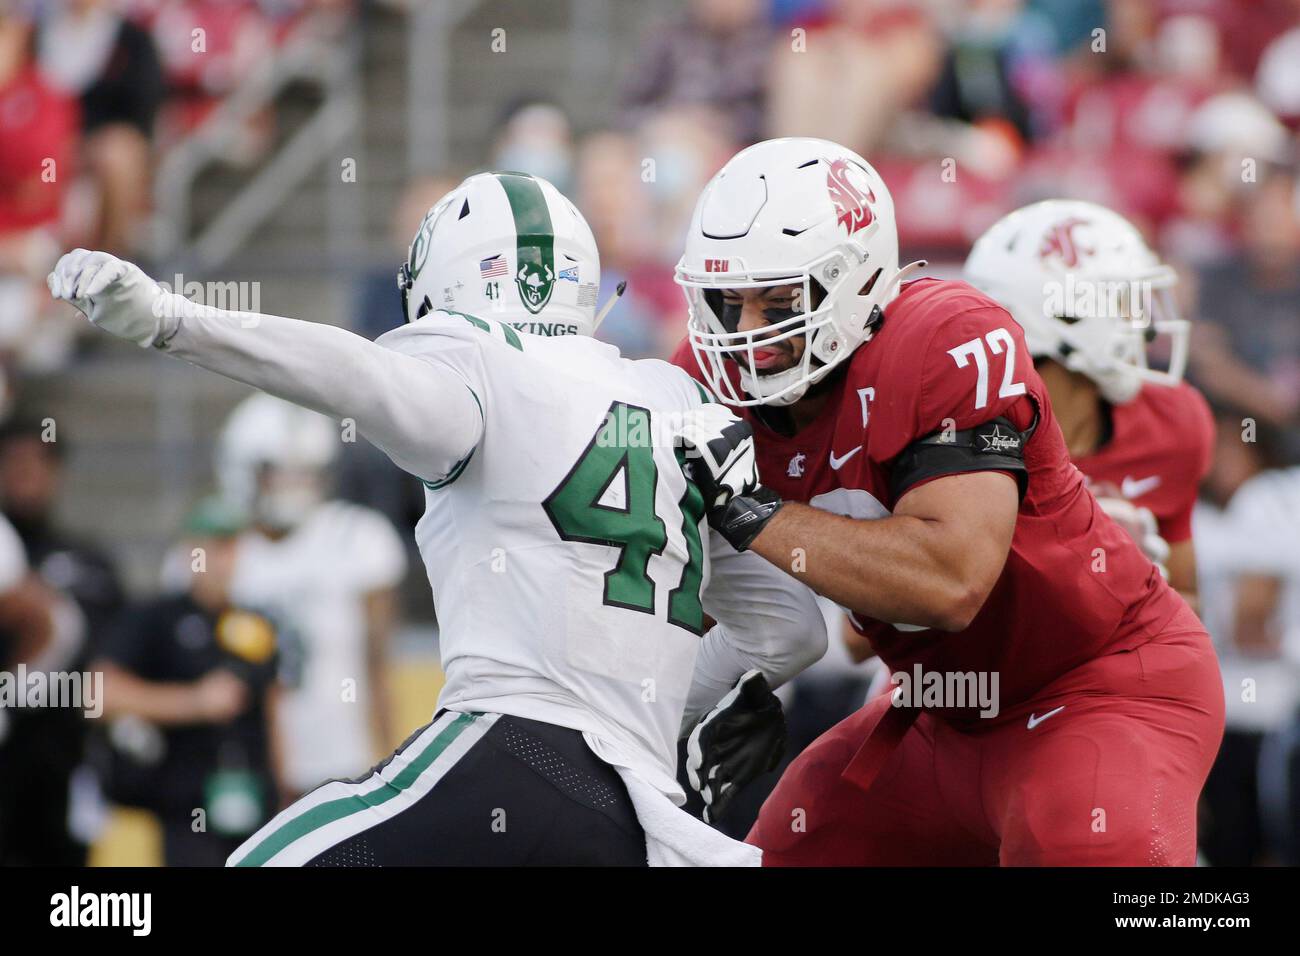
left=1194, top=467, right=1300, bottom=731
left=378, top=312, right=795, bottom=798
left=230, top=500, right=407, bottom=792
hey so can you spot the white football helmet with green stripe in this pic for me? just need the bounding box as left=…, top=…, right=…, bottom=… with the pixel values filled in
left=398, top=171, right=601, bottom=336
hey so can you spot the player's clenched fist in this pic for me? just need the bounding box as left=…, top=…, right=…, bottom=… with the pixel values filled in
left=48, top=249, right=174, bottom=348
left=678, top=403, right=784, bottom=551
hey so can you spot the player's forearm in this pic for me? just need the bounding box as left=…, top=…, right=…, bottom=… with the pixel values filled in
left=683, top=539, right=828, bottom=730
left=163, top=301, right=482, bottom=482
left=95, top=662, right=206, bottom=725
left=748, top=502, right=994, bottom=632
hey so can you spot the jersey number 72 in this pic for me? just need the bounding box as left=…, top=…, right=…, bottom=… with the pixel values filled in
left=947, top=328, right=1026, bottom=410
left=543, top=401, right=707, bottom=635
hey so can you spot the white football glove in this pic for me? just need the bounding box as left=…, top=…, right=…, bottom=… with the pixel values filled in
left=678, top=403, right=762, bottom=510
left=47, top=249, right=175, bottom=348
left=1097, top=496, right=1170, bottom=576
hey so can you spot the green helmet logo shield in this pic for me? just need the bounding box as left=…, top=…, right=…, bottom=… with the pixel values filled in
left=516, top=260, right=556, bottom=312
left=498, top=173, right=556, bottom=316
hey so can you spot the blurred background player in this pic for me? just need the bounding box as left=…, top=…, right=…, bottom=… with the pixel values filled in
left=964, top=199, right=1213, bottom=606
left=0, top=416, right=123, bottom=862
left=93, top=496, right=282, bottom=867
left=214, top=393, right=406, bottom=800
left=1194, top=408, right=1300, bottom=865
left=0, top=504, right=87, bottom=865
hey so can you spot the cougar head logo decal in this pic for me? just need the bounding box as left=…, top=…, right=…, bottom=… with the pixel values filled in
left=826, top=158, right=877, bottom=237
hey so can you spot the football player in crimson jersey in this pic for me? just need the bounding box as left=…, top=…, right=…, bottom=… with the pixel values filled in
left=672, top=138, right=1224, bottom=865
left=964, top=200, right=1214, bottom=610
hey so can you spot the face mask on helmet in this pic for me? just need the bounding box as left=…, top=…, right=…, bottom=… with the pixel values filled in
left=683, top=247, right=903, bottom=407
left=676, top=139, right=922, bottom=407
left=965, top=199, right=1189, bottom=406
left=251, top=463, right=326, bottom=532
left=1044, top=269, right=1189, bottom=404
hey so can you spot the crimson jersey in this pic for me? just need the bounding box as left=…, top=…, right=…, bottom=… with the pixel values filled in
left=1072, top=381, right=1214, bottom=544
left=673, top=278, right=1189, bottom=711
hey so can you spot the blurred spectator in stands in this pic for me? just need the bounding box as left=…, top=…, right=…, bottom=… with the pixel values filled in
left=620, top=0, right=772, bottom=146
left=490, top=98, right=575, bottom=197
left=0, top=8, right=79, bottom=414
left=1191, top=168, right=1300, bottom=462
left=36, top=0, right=164, bottom=256
left=1201, top=0, right=1300, bottom=86
left=148, top=0, right=274, bottom=161
left=1195, top=407, right=1300, bottom=864
left=575, top=131, right=663, bottom=359
left=94, top=496, right=283, bottom=866
left=886, top=0, right=1045, bottom=187
left=636, top=105, right=736, bottom=267
left=767, top=0, right=942, bottom=155
left=1164, top=92, right=1293, bottom=267
left=1255, top=22, right=1300, bottom=128
left=927, top=0, right=1037, bottom=144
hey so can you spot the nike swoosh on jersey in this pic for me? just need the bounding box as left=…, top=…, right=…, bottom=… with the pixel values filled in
left=829, top=445, right=863, bottom=470
left=1121, top=475, right=1162, bottom=499
left=1026, top=705, right=1066, bottom=730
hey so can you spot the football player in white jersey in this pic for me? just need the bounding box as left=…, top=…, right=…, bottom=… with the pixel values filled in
left=216, top=393, right=407, bottom=799
left=47, top=171, right=824, bottom=866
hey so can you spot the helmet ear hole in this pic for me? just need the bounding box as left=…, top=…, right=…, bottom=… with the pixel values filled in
left=857, top=268, right=882, bottom=297
left=703, top=289, right=735, bottom=331
left=807, top=278, right=828, bottom=311
left=416, top=295, right=434, bottom=320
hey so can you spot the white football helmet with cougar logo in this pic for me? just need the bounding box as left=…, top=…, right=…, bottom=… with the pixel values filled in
left=963, top=199, right=1188, bottom=404
left=398, top=171, right=601, bottom=336
left=676, top=137, right=922, bottom=407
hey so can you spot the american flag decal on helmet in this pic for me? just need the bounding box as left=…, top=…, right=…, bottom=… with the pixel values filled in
left=826, top=158, right=876, bottom=236
left=479, top=254, right=509, bottom=278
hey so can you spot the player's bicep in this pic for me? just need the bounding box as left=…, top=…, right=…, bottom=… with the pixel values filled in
left=879, top=307, right=1038, bottom=501
left=894, top=470, right=1018, bottom=596
left=370, top=346, right=485, bottom=485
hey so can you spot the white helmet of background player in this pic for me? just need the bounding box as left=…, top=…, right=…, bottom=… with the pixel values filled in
left=676, top=137, right=922, bottom=407
left=397, top=171, right=601, bottom=335
left=216, top=394, right=337, bottom=532
left=963, top=199, right=1189, bottom=404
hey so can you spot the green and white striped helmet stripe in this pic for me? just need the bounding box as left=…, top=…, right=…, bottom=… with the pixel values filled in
left=495, top=172, right=556, bottom=315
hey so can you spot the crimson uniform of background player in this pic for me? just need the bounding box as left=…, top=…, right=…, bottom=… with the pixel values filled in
left=1073, top=382, right=1215, bottom=566
left=673, top=278, right=1224, bottom=865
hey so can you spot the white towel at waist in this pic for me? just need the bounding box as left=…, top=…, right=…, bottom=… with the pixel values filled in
left=614, top=764, right=762, bottom=867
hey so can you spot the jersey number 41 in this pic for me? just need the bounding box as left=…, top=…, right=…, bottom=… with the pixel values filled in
left=543, top=401, right=707, bottom=635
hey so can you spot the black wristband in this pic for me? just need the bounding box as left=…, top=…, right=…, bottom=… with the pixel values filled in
left=709, top=487, right=784, bottom=551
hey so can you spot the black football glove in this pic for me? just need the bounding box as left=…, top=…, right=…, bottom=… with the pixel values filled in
left=685, top=670, right=787, bottom=824
left=679, top=405, right=783, bottom=551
